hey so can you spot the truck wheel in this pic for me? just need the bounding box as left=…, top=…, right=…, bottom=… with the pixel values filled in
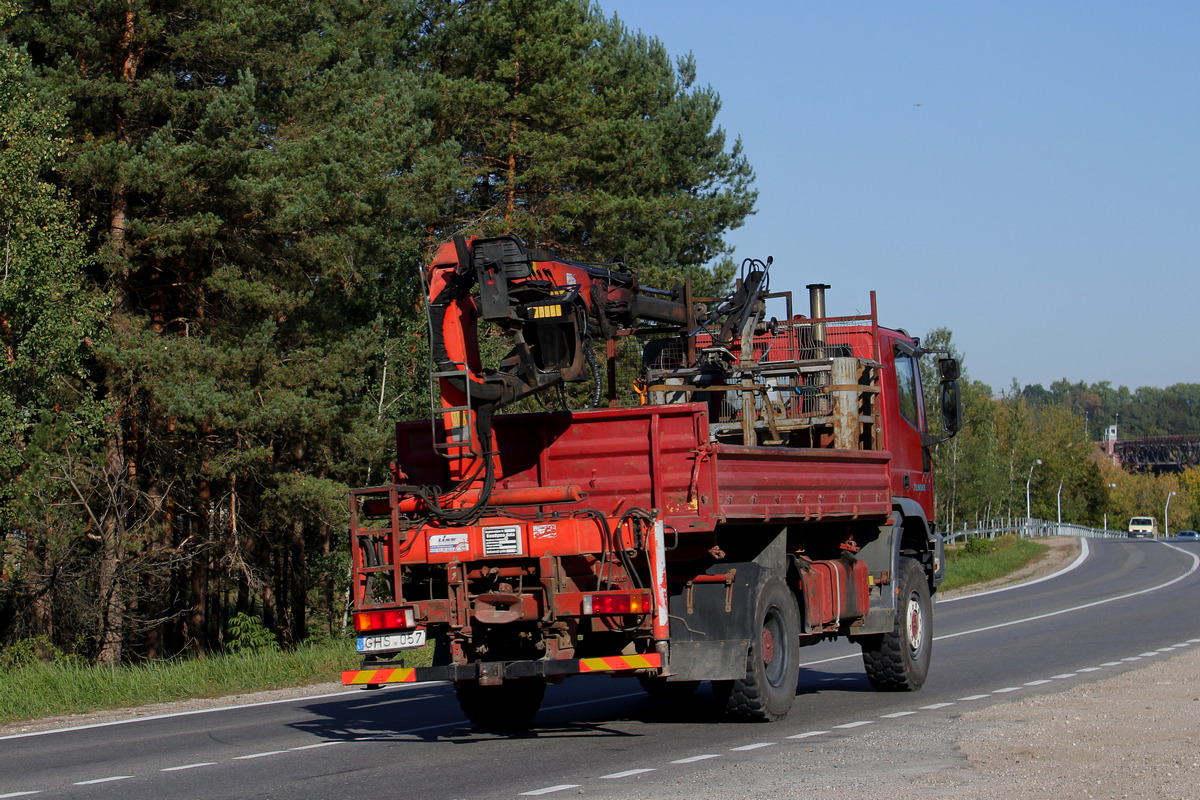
left=861, top=556, right=932, bottom=691
left=721, top=576, right=801, bottom=721
left=454, top=678, right=545, bottom=732
left=638, top=675, right=701, bottom=702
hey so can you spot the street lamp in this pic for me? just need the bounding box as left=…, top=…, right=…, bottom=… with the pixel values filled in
left=1166, top=491, right=1176, bottom=538
left=1026, top=458, right=1042, bottom=521
left=1057, top=478, right=1064, bottom=525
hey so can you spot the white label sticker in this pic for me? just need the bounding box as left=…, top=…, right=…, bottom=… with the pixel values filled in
left=531, top=523, right=558, bottom=540
left=482, top=525, right=523, bottom=556
left=428, top=533, right=469, bottom=554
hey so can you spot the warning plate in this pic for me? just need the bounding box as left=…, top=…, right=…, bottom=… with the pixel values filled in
left=482, top=525, right=523, bottom=556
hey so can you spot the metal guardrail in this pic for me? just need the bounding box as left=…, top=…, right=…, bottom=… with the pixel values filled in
left=939, top=518, right=1129, bottom=544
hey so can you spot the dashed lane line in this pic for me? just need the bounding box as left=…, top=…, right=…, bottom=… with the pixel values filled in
left=160, top=762, right=217, bottom=772
left=600, top=768, right=656, bottom=779
left=73, top=776, right=132, bottom=785
left=671, top=754, right=721, bottom=764
left=730, top=742, right=776, bottom=751
left=519, top=785, right=582, bottom=796
left=786, top=730, right=829, bottom=739
left=233, top=750, right=287, bottom=760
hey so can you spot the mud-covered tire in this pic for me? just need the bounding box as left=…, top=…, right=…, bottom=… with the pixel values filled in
left=861, top=556, right=932, bottom=691
left=722, top=576, right=801, bottom=721
left=638, top=675, right=701, bottom=702
left=454, top=678, right=545, bottom=732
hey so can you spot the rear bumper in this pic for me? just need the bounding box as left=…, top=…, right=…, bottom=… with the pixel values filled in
left=343, top=653, right=662, bottom=686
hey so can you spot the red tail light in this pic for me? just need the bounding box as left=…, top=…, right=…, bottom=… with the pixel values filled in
left=354, top=608, right=416, bottom=632
left=582, top=591, right=651, bottom=615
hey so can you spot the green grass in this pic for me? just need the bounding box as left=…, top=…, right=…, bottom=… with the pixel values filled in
left=0, top=639, right=433, bottom=726
left=940, top=534, right=1049, bottom=592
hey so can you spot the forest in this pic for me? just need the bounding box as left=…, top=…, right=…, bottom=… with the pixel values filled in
left=1, top=0, right=1196, bottom=666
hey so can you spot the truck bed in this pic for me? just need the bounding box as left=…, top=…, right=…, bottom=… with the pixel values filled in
left=395, top=402, right=892, bottom=531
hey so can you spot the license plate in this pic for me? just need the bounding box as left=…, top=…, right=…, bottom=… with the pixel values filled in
left=357, top=630, right=426, bottom=653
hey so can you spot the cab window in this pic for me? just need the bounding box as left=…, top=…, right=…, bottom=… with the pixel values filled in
left=894, top=353, right=921, bottom=429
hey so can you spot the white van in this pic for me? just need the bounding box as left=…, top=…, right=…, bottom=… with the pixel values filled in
left=1128, top=516, right=1158, bottom=539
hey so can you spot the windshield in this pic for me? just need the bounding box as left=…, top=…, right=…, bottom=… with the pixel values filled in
left=1130, top=517, right=1154, bottom=527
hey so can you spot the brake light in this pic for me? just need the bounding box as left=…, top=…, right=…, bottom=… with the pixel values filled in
left=582, top=591, right=651, bottom=615
left=353, top=608, right=416, bottom=632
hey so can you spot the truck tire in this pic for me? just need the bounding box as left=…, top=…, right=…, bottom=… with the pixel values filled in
left=454, top=678, right=545, bottom=732
left=861, top=556, right=932, bottom=691
left=718, top=576, right=801, bottom=721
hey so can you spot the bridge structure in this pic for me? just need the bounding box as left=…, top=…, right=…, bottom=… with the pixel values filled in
left=1113, top=435, right=1200, bottom=473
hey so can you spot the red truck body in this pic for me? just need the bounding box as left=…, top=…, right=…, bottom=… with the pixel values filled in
left=342, top=236, right=959, bottom=728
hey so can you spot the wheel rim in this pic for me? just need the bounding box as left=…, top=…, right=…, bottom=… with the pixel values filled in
left=762, top=606, right=787, bottom=687
left=906, top=591, right=925, bottom=656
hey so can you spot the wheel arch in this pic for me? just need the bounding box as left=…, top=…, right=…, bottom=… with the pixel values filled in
left=891, top=496, right=944, bottom=589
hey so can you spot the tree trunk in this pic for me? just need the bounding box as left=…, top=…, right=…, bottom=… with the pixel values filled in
left=291, top=519, right=307, bottom=645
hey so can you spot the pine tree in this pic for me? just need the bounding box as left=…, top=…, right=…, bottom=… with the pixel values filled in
left=7, top=0, right=453, bottom=658
left=419, top=0, right=755, bottom=289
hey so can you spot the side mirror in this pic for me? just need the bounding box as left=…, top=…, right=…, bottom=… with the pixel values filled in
left=938, top=358, right=963, bottom=433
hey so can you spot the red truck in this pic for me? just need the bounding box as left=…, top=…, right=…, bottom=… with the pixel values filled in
left=342, top=234, right=962, bottom=729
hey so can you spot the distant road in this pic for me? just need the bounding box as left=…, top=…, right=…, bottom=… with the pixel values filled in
left=2, top=539, right=1198, bottom=800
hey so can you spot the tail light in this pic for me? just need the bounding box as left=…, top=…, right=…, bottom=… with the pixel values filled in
left=354, top=608, right=416, bottom=632
left=582, top=591, right=651, bottom=615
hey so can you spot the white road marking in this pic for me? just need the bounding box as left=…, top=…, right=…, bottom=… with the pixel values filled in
left=921, top=702, right=954, bottom=709
left=730, top=742, right=776, bottom=751
left=74, top=776, right=132, bottom=785
left=234, top=750, right=286, bottom=760
left=520, top=785, right=581, bottom=796
left=938, top=537, right=1091, bottom=603
left=0, top=792, right=42, bottom=798
left=834, top=721, right=873, bottom=728
left=992, top=687, right=1022, bottom=693
left=1138, top=652, right=1160, bottom=657
left=1024, top=680, right=1052, bottom=686
left=937, top=543, right=1200, bottom=642
left=958, top=694, right=989, bottom=701
left=881, top=711, right=917, bottom=718
left=161, top=762, right=217, bottom=771
left=600, top=768, right=656, bottom=779
left=1099, top=662, right=1122, bottom=667
left=0, top=686, right=403, bottom=741
left=786, top=730, right=829, bottom=739
left=289, top=741, right=343, bottom=751
left=671, top=754, right=721, bottom=764
left=1121, top=657, right=1142, bottom=662
left=1051, top=673, right=1077, bottom=679
left=1077, top=667, right=1101, bottom=673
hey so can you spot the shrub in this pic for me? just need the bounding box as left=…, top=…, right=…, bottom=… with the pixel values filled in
left=226, top=613, right=279, bottom=654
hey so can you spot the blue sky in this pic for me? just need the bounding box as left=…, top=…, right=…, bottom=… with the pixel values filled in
left=598, top=1, right=1199, bottom=393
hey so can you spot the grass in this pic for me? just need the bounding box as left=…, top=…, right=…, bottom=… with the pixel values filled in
left=0, top=639, right=433, bottom=727
left=2, top=540, right=1044, bottom=726
left=940, top=534, right=1049, bottom=592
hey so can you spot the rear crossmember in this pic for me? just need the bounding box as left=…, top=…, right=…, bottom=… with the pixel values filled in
left=343, top=653, right=662, bottom=686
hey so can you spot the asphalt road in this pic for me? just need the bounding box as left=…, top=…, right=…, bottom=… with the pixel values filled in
left=3, top=538, right=1198, bottom=800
